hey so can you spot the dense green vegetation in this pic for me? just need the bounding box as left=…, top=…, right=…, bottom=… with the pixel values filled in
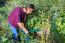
left=0, top=0, right=65, bottom=43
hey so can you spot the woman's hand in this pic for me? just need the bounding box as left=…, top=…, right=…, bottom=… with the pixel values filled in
left=17, top=22, right=29, bottom=34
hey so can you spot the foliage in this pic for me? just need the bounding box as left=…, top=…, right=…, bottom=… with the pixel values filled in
left=0, top=0, right=65, bottom=43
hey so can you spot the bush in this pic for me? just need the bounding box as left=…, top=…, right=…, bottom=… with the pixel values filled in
left=0, top=0, right=65, bottom=43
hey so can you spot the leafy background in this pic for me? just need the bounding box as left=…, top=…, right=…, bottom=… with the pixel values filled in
left=0, top=0, right=65, bottom=43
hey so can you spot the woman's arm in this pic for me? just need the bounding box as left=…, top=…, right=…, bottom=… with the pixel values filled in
left=17, top=22, right=29, bottom=34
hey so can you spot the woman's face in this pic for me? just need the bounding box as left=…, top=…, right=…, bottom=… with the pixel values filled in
left=26, top=7, right=33, bottom=14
